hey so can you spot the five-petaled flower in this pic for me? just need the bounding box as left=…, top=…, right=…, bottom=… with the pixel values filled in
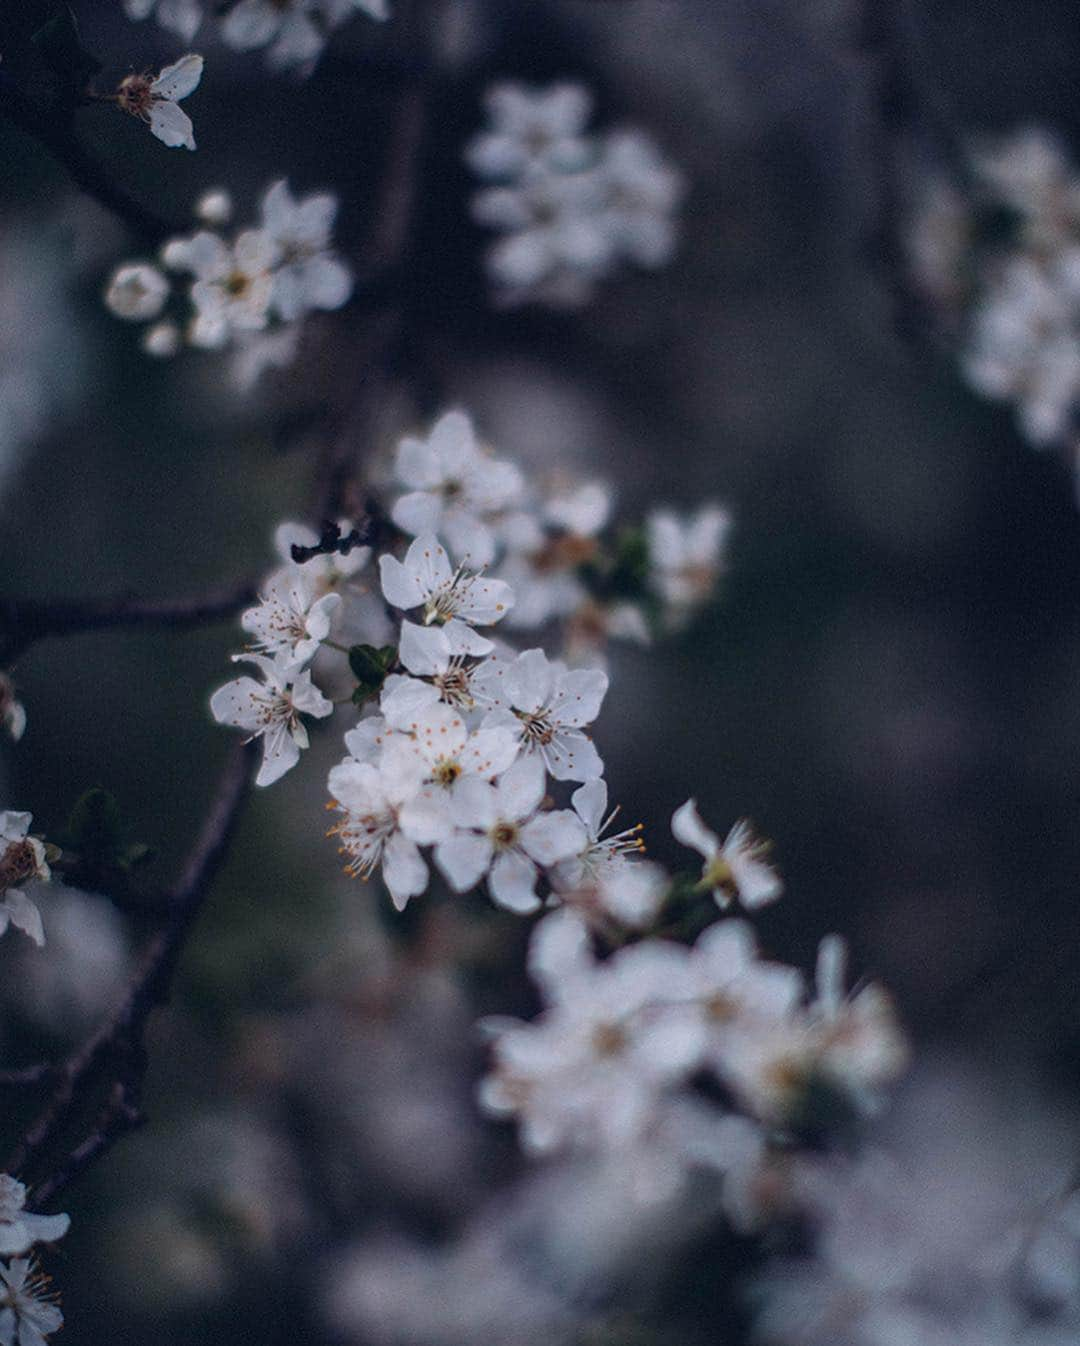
left=672, top=800, right=782, bottom=910
left=379, top=535, right=514, bottom=656
left=210, top=652, right=333, bottom=786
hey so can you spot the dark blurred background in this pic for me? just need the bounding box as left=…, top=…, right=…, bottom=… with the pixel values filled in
left=4, top=2, right=1080, bottom=1342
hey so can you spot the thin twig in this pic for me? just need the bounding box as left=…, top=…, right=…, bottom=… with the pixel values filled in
left=0, top=579, right=258, bottom=666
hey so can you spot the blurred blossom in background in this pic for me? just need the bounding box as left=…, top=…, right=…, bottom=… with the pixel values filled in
left=5, top=2, right=1080, bottom=1345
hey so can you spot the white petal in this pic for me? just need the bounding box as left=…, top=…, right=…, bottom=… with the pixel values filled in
left=380, top=674, right=441, bottom=726
left=391, top=490, right=443, bottom=539
left=520, top=810, right=587, bottom=867
left=2, top=891, right=44, bottom=947
left=549, top=667, right=608, bottom=727
left=434, top=832, right=493, bottom=892
left=494, top=753, right=546, bottom=822
left=570, top=778, right=607, bottom=837
left=672, top=798, right=719, bottom=861
left=505, top=648, right=553, bottom=713
left=542, top=728, right=603, bottom=782
left=256, top=724, right=300, bottom=786
left=149, top=100, right=196, bottom=151
left=150, top=53, right=204, bottom=101
left=489, top=850, right=541, bottom=913
left=450, top=775, right=498, bottom=830
left=382, top=832, right=428, bottom=910
left=398, top=620, right=450, bottom=677
left=379, top=553, right=425, bottom=611
left=209, top=678, right=263, bottom=730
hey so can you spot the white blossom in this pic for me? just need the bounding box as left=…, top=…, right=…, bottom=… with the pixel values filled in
left=210, top=653, right=333, bottom=786
left=379, top=702, right=519, bottom=792
left=0, top=814, right=49, bottom=948
left=672, top=799, right=782, bottom=910
left=647, top=504, right=731, bottom=615
left=434, top=755, right=586, bottom=913
left=379, top=535, right=514, bottom=655
left=0, top=1258, right=64, bottom=1345
left=327, top=739, right=450, bottom=910
left=0, top=676, right=25, bottom=742
left=480, top=911, right=704, bottom=1155
left=104, top=263, right=169, bottom=321
left=479, top=648, right=607, bottom=781
left=175, top=229, right=277, bottom=347
left=123, top=0, right=203, bottom=42
left=594, top=130, right=685, bottom=269
left=0, top=1177, right=68, bottom=1257
left=240, top=569, right=342, bottom=665
left=116, top=54, right=203, bottom=151
left=465, top=82, right=593, bottom=182
left=258, top=180, right=353, bottom=321
left=391, top=411, right=523, bottom=567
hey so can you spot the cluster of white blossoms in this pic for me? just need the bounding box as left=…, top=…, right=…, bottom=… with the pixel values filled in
left=209, top=408, right=905, bottom=1224
left=0, top=813, right=51, bottom=948
left=103, top=180, right=352, bottom=384
left=911, top=126, right=1080, bottom=454
left=466, top=83, right=685, bottom=307
left=123, top=0, right=389, bottom=74
left=0, top=1175, right=69, bottom=1345
left=212, top=409, right=729, bottom=798
left=752, top=1124, right=1080, bottom=1346
left=385, top=410, right=729, bottom=661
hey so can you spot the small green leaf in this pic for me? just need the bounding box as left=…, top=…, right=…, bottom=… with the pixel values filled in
left=349, top=643, right=397, bottom=705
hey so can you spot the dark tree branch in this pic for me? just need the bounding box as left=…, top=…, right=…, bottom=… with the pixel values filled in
left=0, top=1064, right=55, bottom=1090
left=13, top=739, right=257, bottom=1203
left=0, top=76, right=175, bottom=248
left=0, top=579, right=258, bottom=666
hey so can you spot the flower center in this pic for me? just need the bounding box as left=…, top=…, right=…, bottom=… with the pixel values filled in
left=701, top=856, right=736, bottom=897
left=0, top=840, right=39, bottom=892
left=434, top=666, right=474, bottom=709
left=117, top=74, right=154, bottom=118
left=491, top=821, right=518, bottom=850
left=224, top=271, right=252, bottom=298
left=591, top=1023, right=627, bottom=1057
left=515, top=709, right=555, bottom=746
left=432, top=758, right=462, bottom=787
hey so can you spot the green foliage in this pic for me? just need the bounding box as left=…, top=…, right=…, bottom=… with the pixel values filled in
left=60, top=787, right=155, bottom=882
left=349, top=643, right=397, bottom=705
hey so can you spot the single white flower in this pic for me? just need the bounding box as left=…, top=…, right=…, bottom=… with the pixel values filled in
left=378, top=622, right=495, bottom=724
left=647, top=504, right=731, bottom=613
left=478, top=648, right=607, bottom=781
left=210, top=653, right=333, bottom=786
left=240, top=569, right=342, bottom=665
left=379, top=535, right=514, bottom=656
left=434, top=755, right=586, bottom=913
left=391, top=411, right=523, bottom=567
left=327, top=751, right=450, bottom=910
left=548, top=778, right=645, bottom=893
left=0, top=676, right=26, bottom=743
left=465, top=82, right=594, bottom=182
left=116, top=54, right=203, bottom=151
left=104, top=263, right=169, bottom=321
left=672, top=800, right=782, bottom=910
left=480, top=911, right=704, bottom=1155
left=258, top=180, right=353, bottom=321
left=173, top=229, right=277, bottom=348
left=596, top=130, right=685, bottom=269
left=123, top=0, right=203, bottom=42
left=0, top=1177, right=68, bottom=1257
left=0, top=814, right=49, bottom=948
left=380, top=702, right=519, bottom=792
left=0, top=1258, right=64, bottom=1345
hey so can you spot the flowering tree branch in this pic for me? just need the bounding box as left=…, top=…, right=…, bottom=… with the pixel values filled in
left=6, top=9, right=435, bottom=1222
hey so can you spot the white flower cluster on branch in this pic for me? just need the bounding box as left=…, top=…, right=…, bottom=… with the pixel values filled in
left=0, top=1176, right=68, bottom=1346
left=208, top=407, right=906, bottom=1231
left=122, top=0, right=389, bottom=75
left=911, top=126, right=1080, bottom=459
left=104, top=180, right=353, bottom=384
left=466, top=83, right=685, bottom=307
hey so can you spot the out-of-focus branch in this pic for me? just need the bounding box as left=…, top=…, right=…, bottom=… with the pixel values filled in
left=11, top=739, right=256, bottom=1204
left=0, top=579, right=259, bottom=666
